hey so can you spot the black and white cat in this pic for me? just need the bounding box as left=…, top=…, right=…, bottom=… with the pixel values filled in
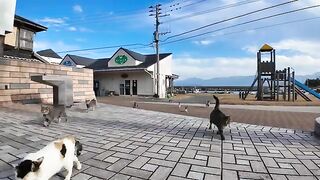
left=15, top=136, right=82, bottom=180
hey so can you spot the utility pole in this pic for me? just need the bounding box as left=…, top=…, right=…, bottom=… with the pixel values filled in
left=149, top=4, right=170, bottom=98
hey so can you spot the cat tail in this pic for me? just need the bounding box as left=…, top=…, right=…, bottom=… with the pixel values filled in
left=213, top=95, right=219, bottom=110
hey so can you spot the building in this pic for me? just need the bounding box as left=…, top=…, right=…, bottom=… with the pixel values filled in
left=3, top=15, right=48, bottom=63
left=37, top=49, right=62, bottom=64
left=0, top=15, right=95, bottom=104
left=61, top=48, right=178, bottom=98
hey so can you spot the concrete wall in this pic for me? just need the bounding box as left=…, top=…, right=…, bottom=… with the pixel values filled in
left=147, top=54, right=173, bottom=98
left=108, top=49, right=142, bottom=67
left=95, top=71, right=154, bottom=96
left=0, top=58, right=95, bottom=104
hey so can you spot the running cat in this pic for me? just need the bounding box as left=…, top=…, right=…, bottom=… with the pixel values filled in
left=41, top=105, right=67, bottom=127
left=85, top=99, right=97, bottom=112
left=209, top=95, right=230, bottom=140
left=15, top=135, right=82, bottom=180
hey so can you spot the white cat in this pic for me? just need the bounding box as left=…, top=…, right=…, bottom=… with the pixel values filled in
left=15, top=135, right=82, bottom=180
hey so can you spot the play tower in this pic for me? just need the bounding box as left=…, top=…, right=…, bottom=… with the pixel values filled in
left=244, top=44, right=320, bottom=101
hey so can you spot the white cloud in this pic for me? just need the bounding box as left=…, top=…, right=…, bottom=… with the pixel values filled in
left=38, top=17, right=66, bottom=27
left=174, top=38, right=320, bottom=80
left=193, top=40, right=214, bottom=46
left=73, top=5, right=83, bottom=13
left=33, top=40, right=79, bottom=57
left=68, top=26, right=77, bottom=31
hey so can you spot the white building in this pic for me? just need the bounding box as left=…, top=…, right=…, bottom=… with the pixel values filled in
left=61, top=48, right=178, bottom=98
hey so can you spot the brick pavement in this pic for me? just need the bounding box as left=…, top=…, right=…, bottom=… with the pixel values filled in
left=0, top=104, right=320, bottom=179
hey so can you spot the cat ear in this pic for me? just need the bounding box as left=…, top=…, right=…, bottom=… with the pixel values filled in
left=31, top=157, right=44, bottom=172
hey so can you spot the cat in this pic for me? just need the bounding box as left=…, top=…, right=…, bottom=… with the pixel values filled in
left=41, top=105, right=67, bottom=127
left=205, top=100, right=210, bottom=107
left=15, top=135, right=82, bottom=180
left=85, top=99, right=97, bottom=112
left=133, top=101, right=139, bottom=108
left=184, top=106, right=189, bottom=113
left=209, top=95, right=230, bottom=140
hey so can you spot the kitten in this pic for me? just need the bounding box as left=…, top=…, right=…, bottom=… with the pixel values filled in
left=209, top=95, right=230, bottom=140
left=133, top=101, right=139, bottom=108
left=205, top=100, right=210, bottom=107
left=184, top=106, right=189, bottom=113
left=15, top=135, right=82, bottom=180
left=41, top=105, right=67, bottom=127
left=85, top=99, right=97, bottom=112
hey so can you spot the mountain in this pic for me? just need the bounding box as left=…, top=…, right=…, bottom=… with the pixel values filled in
left=174, top=72, right=320, bottom=86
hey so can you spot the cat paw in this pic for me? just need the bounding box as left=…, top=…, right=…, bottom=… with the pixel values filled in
left=76, top=163, right=82, bottom=170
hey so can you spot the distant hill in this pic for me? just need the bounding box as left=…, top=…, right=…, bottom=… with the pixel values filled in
left=174, top=72, right=320, bottom=86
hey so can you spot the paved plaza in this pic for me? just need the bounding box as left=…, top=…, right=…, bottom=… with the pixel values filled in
left=1, top=104, right=320, bottom=179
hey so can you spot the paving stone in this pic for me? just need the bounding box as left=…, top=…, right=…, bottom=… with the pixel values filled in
left=84, top=167, right=115, bottom=179
left=120, top=167, right=153, bottom=179
left=142, top=163, right=158, bottom=172
left=149, top=166, right=172, bottom=180
left=187, top=171, right=204, bottom=180
left=171, top=163, right=190, bottom=177
left=107, top=159, right=132, bottom=172
left=109, top=173, right=131, bottom=180
left=223, top=170, right=237, bottom=180
left=129, top=157, right=150, bottom=169
left=72, top=173, right=92, bottom=180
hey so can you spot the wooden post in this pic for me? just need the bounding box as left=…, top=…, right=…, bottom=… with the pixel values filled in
left=257, top=51, right=262, bottom=100
left=0, top=35, right=4, bottom=57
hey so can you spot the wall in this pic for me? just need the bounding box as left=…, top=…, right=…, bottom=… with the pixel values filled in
left=147, top=54, right=173, bottom=98
left=0, top=57, right=95, bottom=104
left=95, top=71, right=154, bottom=96
left=4, top=26, right=17, bottom=47
left=108, top=49, right=141, bottom=67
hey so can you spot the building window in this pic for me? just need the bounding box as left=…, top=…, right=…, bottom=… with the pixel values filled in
left=19, top=28, right=34, bottom=50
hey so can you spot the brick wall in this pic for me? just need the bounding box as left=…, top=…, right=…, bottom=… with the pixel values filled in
left=0, top=58, right=95, bottom=104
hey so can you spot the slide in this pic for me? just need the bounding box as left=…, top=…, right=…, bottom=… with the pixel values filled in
left=293, top=79, right=320, bottom=100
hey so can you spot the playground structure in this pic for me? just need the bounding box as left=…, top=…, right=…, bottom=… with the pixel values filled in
left=244, top=44, right=320, bottom=101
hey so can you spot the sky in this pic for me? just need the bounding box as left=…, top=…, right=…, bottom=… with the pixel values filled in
left=15, top=0, right=320, bottom=80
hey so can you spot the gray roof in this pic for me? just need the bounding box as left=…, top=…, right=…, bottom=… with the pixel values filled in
left=65, top=48, right=172, bottom=71
left=37, top=49, right=62, bottom=59
left=14, top=15, right=47, bottom=32
left=63, top=54, right=97, bottom=67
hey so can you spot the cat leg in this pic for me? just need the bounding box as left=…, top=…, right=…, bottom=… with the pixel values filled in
left=73, top=156, right=82, bottom=170
left=219, top=129, right=225, bottom=140
left=209, top=123, right=212, bottom=129
left=64, top=163, right=73, bottom=180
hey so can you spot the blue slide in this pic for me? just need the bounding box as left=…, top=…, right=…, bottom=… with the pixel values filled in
left=293, top=79, right=320, bottom=100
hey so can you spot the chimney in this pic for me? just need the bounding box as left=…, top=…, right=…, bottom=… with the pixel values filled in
left=0, top=35, right=4, bottom=57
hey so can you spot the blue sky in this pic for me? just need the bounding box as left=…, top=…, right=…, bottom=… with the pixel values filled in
left=15, top=0, right=320, bottom=80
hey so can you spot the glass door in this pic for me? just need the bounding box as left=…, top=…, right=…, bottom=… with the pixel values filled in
left=132, top=80, right=137, bottom=95
left=125, top=80, right=131, bottom=95
left=120, top=84, right=124, bottom=95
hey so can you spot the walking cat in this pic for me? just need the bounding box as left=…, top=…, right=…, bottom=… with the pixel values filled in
left=85, top=99, right=97, bottom=112
left=209, top=95, right=230, bottom=140
left=41, top=105, right=67, bottom=127
left=15, top=135, right=82, bottom=180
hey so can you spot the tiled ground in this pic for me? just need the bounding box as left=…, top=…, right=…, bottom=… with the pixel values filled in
left=0, top=104, right=320, bottom=180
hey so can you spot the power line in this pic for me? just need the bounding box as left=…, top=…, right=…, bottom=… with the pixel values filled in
left=55, top=43, right=152, bottom=54
left=161, top=5, right=320, bottom=45
left=163, top=0, right=298, bottom=41
left=165, top=0, right=263, bottom=23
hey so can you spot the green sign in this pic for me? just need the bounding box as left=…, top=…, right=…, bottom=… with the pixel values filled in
left=115, top=55, right=128, bottom=65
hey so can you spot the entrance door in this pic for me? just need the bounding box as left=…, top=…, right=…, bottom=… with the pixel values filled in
left=120, top=84, right=124, bottom=95
left=132, top=80, right=137, bottom=95
left=125, top=80, right=131, bottom=95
